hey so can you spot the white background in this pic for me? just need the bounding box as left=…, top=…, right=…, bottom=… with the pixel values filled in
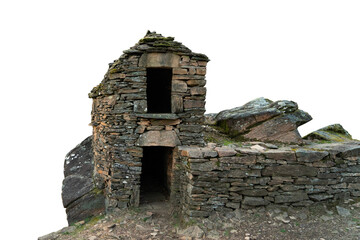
left=1, top=1, right=359, bottom=239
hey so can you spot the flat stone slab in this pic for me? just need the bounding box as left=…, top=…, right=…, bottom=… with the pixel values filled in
left=215, top=146, right=237, bottom=157
left=295, top=149, right=329, bottom=162
left=275, top=192, right=309, bottom=203
left=309, top=194, right=333, bottom=201
left=137, top=130, right=181, bottom=147
left=241, top=189, right=268, bottom=197
left=264, top=149, right=296, bottom=161
left=243, top=196, right=269, bottom=206
left=262, top=165, right=318, bottom=177
left=135, top=113, right=179, bottom=119
left=179, top=147, right=203, bottom=158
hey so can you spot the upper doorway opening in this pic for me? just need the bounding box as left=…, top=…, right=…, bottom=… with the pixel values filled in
left=146, top=68, right=172, bottom=113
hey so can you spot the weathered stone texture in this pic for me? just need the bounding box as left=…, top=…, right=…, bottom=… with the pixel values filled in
left=137, top=130, right=181, bottom=147
left=61, top=136, right=105, bottom=225
left=274, top=191, right=309, bottom=203
left=304, top=124, right=353, bottom=142
left=264, top=149, right=296, bottom=161
left=262, top=165, right=318, bottom=177
left=214, top=98, right=312, bottom=144
left=62, top=176, right=93, bottom=207
left=177, top=142, right=360, bottom=218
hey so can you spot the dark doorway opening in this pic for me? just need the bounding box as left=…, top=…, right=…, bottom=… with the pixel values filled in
left=140, top=147, right=173, bottom=204
left=146, top=68, right=172, bottom=113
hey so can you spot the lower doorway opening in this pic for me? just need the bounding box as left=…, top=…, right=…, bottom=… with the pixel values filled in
left=140, top=147, right=174, bottom=204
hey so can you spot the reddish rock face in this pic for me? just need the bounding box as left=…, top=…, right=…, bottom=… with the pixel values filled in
left=243, top=110, right=310, bottom=144
left=214, top=98, right=312, bottom=144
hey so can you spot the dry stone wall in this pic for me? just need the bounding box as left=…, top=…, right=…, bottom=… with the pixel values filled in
left=177, top=142, right=360, bottom=218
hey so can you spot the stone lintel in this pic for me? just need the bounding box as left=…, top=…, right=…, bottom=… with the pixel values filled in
left=139, top=53, right=180, bottom=68
left=137, top=130, right=181, bottom=147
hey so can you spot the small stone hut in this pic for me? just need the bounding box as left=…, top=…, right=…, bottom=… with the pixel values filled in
left=89, top=31, right=209, bottom=211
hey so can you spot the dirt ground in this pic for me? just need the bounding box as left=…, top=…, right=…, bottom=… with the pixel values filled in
left=43, top=196, right=360, bottom=240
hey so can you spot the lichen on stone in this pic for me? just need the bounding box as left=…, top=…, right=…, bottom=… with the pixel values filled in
left=304, top=124, right=353, bottom=142
left=89, top=83, right=104, bottom=98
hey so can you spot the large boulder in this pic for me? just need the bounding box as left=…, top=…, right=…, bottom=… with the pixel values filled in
left=214, top=97, right=312, bottom=144
left=303, top=124, right=353, bottom=142
left=61, top=136, right=105, bottom=225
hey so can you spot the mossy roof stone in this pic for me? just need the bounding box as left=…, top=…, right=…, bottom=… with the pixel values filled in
left=123, top=31, right=209, bottom=60
left=303, top=124, right=353, bottom=142
left=89, top=31, right=209, bottom=98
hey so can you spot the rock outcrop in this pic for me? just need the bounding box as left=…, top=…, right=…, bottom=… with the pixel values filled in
left=61, top=136, right=105, bottom=225
left=304, top=124, right=353, bottom=142
left=213, top=97, right=312, bottom=144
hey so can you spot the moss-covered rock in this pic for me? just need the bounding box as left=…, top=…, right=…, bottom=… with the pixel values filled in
left=88, top=30, right=209, bottom=99
left=303, top=124, right=353, bottom=142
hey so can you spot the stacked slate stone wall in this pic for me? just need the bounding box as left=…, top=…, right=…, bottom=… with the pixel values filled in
left=89, top=32, right=209, bottom=211
left=177, top=143, right=360, bottom=218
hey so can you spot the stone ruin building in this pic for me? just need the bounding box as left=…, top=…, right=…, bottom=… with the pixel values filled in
left=89, top=31, right=209, bottom=212
left=62, top=31, right=360, bottom=224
